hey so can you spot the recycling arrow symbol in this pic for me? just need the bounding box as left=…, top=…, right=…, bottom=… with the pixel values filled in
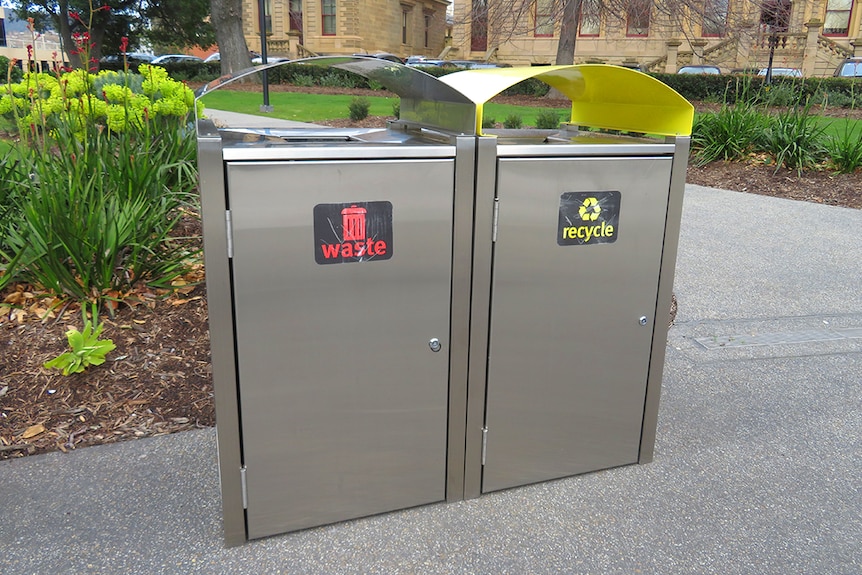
left=578, top=197, right=601, bottom=221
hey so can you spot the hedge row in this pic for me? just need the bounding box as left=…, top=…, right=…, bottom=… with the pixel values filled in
left=652, top=73, right=860, bottom=105
left=92, top=60, right=861, bottom=106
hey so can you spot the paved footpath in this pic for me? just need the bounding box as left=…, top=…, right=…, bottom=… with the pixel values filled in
left=1, top=184, right=860, bottom=575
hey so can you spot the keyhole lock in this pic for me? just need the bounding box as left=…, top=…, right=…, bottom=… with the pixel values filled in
left=639, top=316, right=649, bottom=326
left=428, top=338, right=442, bottom=352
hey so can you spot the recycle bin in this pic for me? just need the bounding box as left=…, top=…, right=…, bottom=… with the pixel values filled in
left=196, top=59, right=693, bottom=545
left=437, top=65, right=693, bottom=497
left=196, top=57, right=480, bottom=545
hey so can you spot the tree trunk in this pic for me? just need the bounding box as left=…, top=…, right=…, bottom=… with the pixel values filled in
left=56, top=0, right=83, bottom=69
left=210, top=0, right=254, bottom=76
left=554, top=0, right=580, bottom=65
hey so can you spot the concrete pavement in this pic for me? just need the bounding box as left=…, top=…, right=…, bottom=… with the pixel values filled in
left=1, top=184, right=860, bottom=574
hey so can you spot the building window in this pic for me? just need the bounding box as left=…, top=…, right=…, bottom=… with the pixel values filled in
left=402, top=8, right=409, bottom=44
left=322, top=0, right=336, bottom=35
left=824, top=0, right=852, bottom=35
left=471, top=0, right=488, bottom=51
left=424, top=12, right=432, bottom=47
left=702, top=0, right=728, bottom=36
left=0, top=18, right=6, bottom=47
left=534, top=0, right=554, bottom=37
left=760, top=0, right=790, bottom=32
left=578, top=0, right=600, bottom=36
left=289, top=0, right=303, bottom=32
left=626, top=0, right=650, bottom=36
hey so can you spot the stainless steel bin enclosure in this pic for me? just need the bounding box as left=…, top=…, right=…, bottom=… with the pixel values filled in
left=196, top=58, right=479, bottom=545
left=438, top=66, right=694, bottom=498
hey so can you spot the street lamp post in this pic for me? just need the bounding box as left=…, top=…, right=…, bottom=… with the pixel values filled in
left=258, top=0, right=273, bottom=112
left=765, top=29, right=779, bottom=86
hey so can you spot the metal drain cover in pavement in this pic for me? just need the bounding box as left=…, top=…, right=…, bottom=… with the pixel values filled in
left=695, top=327, right=862, bottom=350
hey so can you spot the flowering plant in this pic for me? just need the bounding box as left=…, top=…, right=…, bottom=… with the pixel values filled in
left=0, top=57, right=201, bottom=303
left=0, top=61, right=200, bottom=140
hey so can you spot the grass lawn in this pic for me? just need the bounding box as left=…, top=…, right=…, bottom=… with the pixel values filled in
left=198, top=90, right=399, bottom=123
left=198, top=89, right=568, bottom=126
left=814, top=116, right=862, bottom=139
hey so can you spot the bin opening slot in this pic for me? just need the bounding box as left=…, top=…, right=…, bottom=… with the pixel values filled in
left=279, top=136, right=359, bottom=143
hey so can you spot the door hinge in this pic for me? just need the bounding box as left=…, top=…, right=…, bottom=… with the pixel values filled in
left=225, top=210, right=234, bottom=259
left=492, top=199, right=500, bottom=243
left=240, top=465, right=248, bottom=509
left=481, top=426, right=488, bottom=466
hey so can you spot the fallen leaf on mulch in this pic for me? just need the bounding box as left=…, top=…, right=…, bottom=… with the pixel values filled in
left=21, top=424, right=46, bottom=439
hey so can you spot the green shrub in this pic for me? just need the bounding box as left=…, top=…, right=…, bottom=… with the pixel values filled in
left=292, top=73, right=315, bottom=87
left=503, top=114, right=522, bottom=129
left=502, top=78, right=550, bottom=97
left=0, top=149, right=23, bottom=255
left=815, top=89, right=857, bottom=109
left=348, top=96, right=371, bottom=121
left=482, top=116, right=497, bottom=129
left=321, top=71, right=357, bottom=88
left=1, top=56, right=25, bottom=84
left=760, top=83, right=803, bottom=107
left=824, top=122, right=862, bottom=174
left=756, top=104, right=827, bottom=173
left=691, top=102, right=768, bottom=165
left=535, top=109, right=560, bottom=129
left=392, top=101, right=400, bottom=119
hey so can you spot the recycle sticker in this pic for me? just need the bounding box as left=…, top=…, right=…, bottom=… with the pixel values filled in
left=557, top=191, right=621, bottom=246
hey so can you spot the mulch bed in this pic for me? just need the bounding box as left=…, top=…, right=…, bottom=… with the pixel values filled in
left=2, top=91, right=860, bottom=459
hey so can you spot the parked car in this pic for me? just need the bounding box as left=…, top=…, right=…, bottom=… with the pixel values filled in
left=616, top=62, right=648, bottom=72
left=252, top=56, right=290, bottom=64
left=353, top=53, right=403, bottom=63
left=834, top=57, right=862, bottom=78
left=405, top=59, right=461, bottom=69
left=100, top=52, right=155, bottom=65
left=757, top=67, right=802, bottom=77
left=204, top=51, right=260, bottom=63
left=151, top=54, right=203, bottom=65
left=677, top=65, right=721, bottom=74
left=449, top=60, right=510, bottom=69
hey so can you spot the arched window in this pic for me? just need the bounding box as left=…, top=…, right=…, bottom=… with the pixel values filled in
left=471, top=0, right=488, bottom=51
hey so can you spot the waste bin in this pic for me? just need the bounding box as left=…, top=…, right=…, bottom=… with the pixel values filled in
left=196, top=59, right=693, bottom=545
left=437, top=65, right=693, bottom=497
left=196, top=57, right=480, bottom=545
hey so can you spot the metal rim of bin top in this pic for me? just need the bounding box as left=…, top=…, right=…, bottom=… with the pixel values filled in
left=194, top=56, right=479, bottom=135
left=438, top=64, right=694, bottom=137
left=194, top=57, right=694, bottom=138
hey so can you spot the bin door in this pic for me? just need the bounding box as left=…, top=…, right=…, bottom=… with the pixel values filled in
left=226, top=159, right=454, bottom=538
left=482, top=156, right=673, bottom=493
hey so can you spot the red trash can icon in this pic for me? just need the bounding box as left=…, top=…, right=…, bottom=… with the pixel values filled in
left=341, top=205, right=367, bottom=241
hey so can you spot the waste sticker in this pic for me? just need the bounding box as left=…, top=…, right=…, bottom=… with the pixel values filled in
left=314, top=201, right=393, bottom=264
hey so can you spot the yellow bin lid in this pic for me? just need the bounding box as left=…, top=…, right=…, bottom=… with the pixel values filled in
left=438, top=64, right=694, bottom=137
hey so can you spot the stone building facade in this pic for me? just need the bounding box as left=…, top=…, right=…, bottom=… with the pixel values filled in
left=241, top=0, right=450, bottom=60
left=449, top=0, right=861, bottom=76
